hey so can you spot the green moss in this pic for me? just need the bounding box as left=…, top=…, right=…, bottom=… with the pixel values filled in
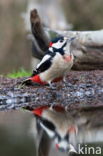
left=7, top=68, right=31, bottom=78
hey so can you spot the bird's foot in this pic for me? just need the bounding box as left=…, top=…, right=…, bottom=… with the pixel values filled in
left=47, top=82, right=56, bottom=90
left=63, top=77, right=66, bottom=83
left=63, top=77, right=67, bottom=87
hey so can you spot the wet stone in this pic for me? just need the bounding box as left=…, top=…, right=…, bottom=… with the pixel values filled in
left=0, top=71, right=103, bottom=110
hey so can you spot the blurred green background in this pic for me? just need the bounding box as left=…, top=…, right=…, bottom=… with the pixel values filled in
left=0, top=0, right=103, bottom=74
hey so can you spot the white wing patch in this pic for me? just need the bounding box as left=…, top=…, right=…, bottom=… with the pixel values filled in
left=36, top=54, right=51, bottom=69
left=52, top=40, right=66, bottom=49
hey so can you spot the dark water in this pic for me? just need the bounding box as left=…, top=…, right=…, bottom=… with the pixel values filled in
left=34, top=106, right=103, bottom=156
left=0, top=106, right=103, bottom=156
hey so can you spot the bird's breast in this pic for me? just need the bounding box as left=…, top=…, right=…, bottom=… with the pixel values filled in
left=52, top=53, right=74, bottom=71
left=40, top=54, right=73, bottom=82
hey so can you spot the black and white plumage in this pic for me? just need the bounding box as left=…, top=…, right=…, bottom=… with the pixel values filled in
left=34, top=106, right=77, bottom=154
left=23, top=36, right=75, bottom=86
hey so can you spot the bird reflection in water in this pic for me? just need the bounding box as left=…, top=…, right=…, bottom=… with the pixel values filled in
left=32, top=105, right=103, bottom=156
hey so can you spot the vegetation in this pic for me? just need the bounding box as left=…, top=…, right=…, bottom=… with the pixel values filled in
left=7, top=68, right=31, bottom=78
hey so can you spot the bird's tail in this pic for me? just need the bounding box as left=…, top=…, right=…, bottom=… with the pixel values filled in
left=21, top=75, right=46, bottom=86
left=21, top=77, right=35, bottom=86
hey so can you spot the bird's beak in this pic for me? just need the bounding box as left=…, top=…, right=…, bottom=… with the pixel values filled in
left=70, top=37, right=76, bottom=42
left=66, top=37, right=76, bottom=43
left=64, top=37, right=68, bottom=40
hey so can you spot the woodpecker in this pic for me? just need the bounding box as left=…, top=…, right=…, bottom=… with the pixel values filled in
left=22, top=36, right=75, bottom=87
left=30, top=106, right=103, bottom=156
left=32, top=105, right=78, bottom=154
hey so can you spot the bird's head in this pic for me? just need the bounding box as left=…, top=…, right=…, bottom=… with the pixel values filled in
left=49, top=36, right=76, bottom=63
left=49, top=36, right=75, bottom=50
left=49, top=36, right=67, bottom=49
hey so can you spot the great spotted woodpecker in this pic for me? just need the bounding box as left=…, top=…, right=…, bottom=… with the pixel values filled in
left=32, top=105, right=77, bottom=154
left=22, top=36, right=75, bottom=87
left=30, top=106, right=103, bottom=156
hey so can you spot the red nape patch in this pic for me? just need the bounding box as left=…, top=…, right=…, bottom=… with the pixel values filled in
left=30, top=75, right=46, bottom=85
left=49, top=42, right=53, bottom=47
left=32, top=106, right=49, bottom=116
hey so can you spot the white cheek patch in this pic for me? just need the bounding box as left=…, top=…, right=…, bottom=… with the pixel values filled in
left=52, top=41, right=66, bottom=49
left=53, top=42, right=61, bottom=49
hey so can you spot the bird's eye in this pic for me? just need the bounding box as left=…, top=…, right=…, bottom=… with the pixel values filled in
left=60, top=39, right=64, bottom=43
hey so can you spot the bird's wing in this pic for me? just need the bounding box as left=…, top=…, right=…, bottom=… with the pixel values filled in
left=32, top=54, right=52, bottom=75
left=36, top=54, right=52, bottom=73
left=37, top=54, right=51, bottom=69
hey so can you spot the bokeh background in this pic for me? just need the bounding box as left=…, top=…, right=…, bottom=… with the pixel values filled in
left=0, top=0, right=103, bottom=74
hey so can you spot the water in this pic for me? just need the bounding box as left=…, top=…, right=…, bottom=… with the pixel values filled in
left=0, top=82, right=103, bottom=110
left=34, top=105, right=103, bottom=156
left=0, top=111, right=36, bottom=156
left=0, top=74, right=103, bottom=155
left=0, top=106, right=103, bottom=156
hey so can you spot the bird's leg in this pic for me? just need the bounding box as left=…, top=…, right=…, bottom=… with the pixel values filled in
left=63, top=76, right=67, bottom=87
left=63, top=76, right=66, bottom=83
left=48, top=82, right=56, bottom=90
